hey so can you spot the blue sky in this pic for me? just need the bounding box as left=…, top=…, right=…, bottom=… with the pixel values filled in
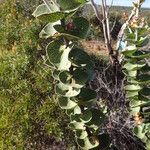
left=95, top=0, right=150, bottom=8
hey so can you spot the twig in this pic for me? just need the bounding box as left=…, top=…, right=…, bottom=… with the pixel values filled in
left=108, top=0, right=114, bottom=11
left=91, top=0, right=120, bottom=67
left=116, top=7, right=136, bottom=51
left=91, top=0, right=102, bottom=23
left=135, top=0, right=141, bottom=41
left=110, top=13, right=117, bottom=33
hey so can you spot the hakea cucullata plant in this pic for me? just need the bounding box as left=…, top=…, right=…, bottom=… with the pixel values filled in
left=33, top=0, right=103, bottom=149
left=33, top=0, right=150, bottom=149
left=121, top=0, right=150, bottom=149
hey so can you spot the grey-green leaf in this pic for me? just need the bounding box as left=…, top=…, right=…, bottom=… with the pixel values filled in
left=32, top=2, right=59, bottom=17
left=58, top=96, right=77, bottom=109
left=77, top=136, right=99, bottom=149
left=78, top=88, right=97, bottom=103
left=124, top=84, right=142, bottom=91
left=80, top=110, right=92, bottom=123
left=39, top=23, right=58, bottom=39
left=76, top=130, right=88, bottom=139
left=46, top=40, right=71, bottom=71
left=56, top=0, right=88, bottom=10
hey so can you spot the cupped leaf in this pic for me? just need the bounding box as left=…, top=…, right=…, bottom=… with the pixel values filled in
left=121, top=45, right=137, bottom=57
left=54, top=17, right=90, bottom=39
left=66, top=105, right=82, bottom=116
left=32, top=2, right=59, bottom=17
left=124, top=84, right=142, bottom=91
left=70, top=114, right=80, bottom=122
left=130, top=95, right=150, bottom=108
left=127, top=78, right=138, bottom=84
left=130, top=98, right=148, bottom=108
left=126, top=33, right=136, bottom=40
left=46, top=40, right=71, bottom=71
left=56, top=0, right=88, bottom=10
left=80, top=110, right=92, bottom=123
left=69, top=121, right=86, bottom=130
left=76, top=130, right=88, bottom=139
left=56, top=82, right=70, bottom=91
left=67, top=17, right=90, bottom=39
left=52, top=69, right=60, bottom=80
left=123, top=62, right=145, bottom=71
left=87, top=109, right=105, bottom=130
left=126, top=91, right=139, bottom=98
left=136, top=36, right=149, bottom=47
left=138, top=26, right=149, bottom=36
left=137, top=74, right=150, bottom=84
left=140, top=64, right=150, bottom=73
left=74, top=105, right=82, bottom=114
left=146, top=139, right=150, bottom=150
left=131, top=51, right=150, bottom=59
left=33, top=2, right=77, bottom=23
left=130, top=106, right=141, bottom=114
left=78, top=88, right=97, bottom=103
left=54, top=24, right=65, bottom=33
left=98, top=134, right=111, bottom=150
left=39, top=22, right=59, bottom=39
left=58, top=96, right=77, bottom=109
left=56, top=83, right=81, bottom=97
left=127, top=74, right=150, bottom=85
left=69, top=48, right=92, bottom=68
left=32, top=4, right=50, bottom=17
left=133, top=125, right=147, bottom=139
left=59, top=69, right=89, bottom=89
left=73, top=68, right=88, bottom=85
left=59, top=71, right=72, bottom=84
left=139, top=95, right=150, bottom=106
left=37, top=12, right=66, bottom=23
left=64, top=87, right=81, bottom=97
left=77, top=136, right=99, bottom=149
left=139, top=87, right=150, bottom=96
left=123, top=70, right=137, bottom=77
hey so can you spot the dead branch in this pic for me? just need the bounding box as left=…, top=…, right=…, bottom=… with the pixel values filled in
left=91, top=0, right=103, bottom=23
left=91, top=0, right=119, bottom=66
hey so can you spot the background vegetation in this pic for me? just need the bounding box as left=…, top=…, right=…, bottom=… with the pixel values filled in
left=0, top=0, right=150, bottom=149
left=0, top=0, right=75, bottom=149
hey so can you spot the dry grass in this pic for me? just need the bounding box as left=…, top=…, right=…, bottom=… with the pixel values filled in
left=81, top=40, right=108, bottom=56
left=80, top=40, right=117, bottom=58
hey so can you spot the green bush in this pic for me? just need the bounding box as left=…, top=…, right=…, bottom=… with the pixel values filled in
left=0, top=0, right=75, bottom=149
left=0, top=50, right=72, bottom=149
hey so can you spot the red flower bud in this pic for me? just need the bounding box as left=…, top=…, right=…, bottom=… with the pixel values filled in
left=66, top=22, right=76, bottom=31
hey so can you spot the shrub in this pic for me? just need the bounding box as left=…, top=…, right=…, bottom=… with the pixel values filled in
left=0, top=0, right=75, bottom=149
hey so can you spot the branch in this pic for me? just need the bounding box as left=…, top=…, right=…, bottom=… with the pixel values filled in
left=90, top=0, right=103, bottom=23
left=116, top=0, right=142, bottom=51
left=135, top=0, right=140, bottom=41
left=116, top=7, right=136, bottom=51
left=104, top=0, right=111, bottom=43
left=108, top=0, right=114, bottom=14
left=110, top=14, right=117, bottom=33
left=91, top=0, right=120, bottom=66
left=101, top=0, right=117, bottom=64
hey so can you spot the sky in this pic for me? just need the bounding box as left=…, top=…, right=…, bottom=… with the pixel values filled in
left=95, top=0, right=150, bottom=8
